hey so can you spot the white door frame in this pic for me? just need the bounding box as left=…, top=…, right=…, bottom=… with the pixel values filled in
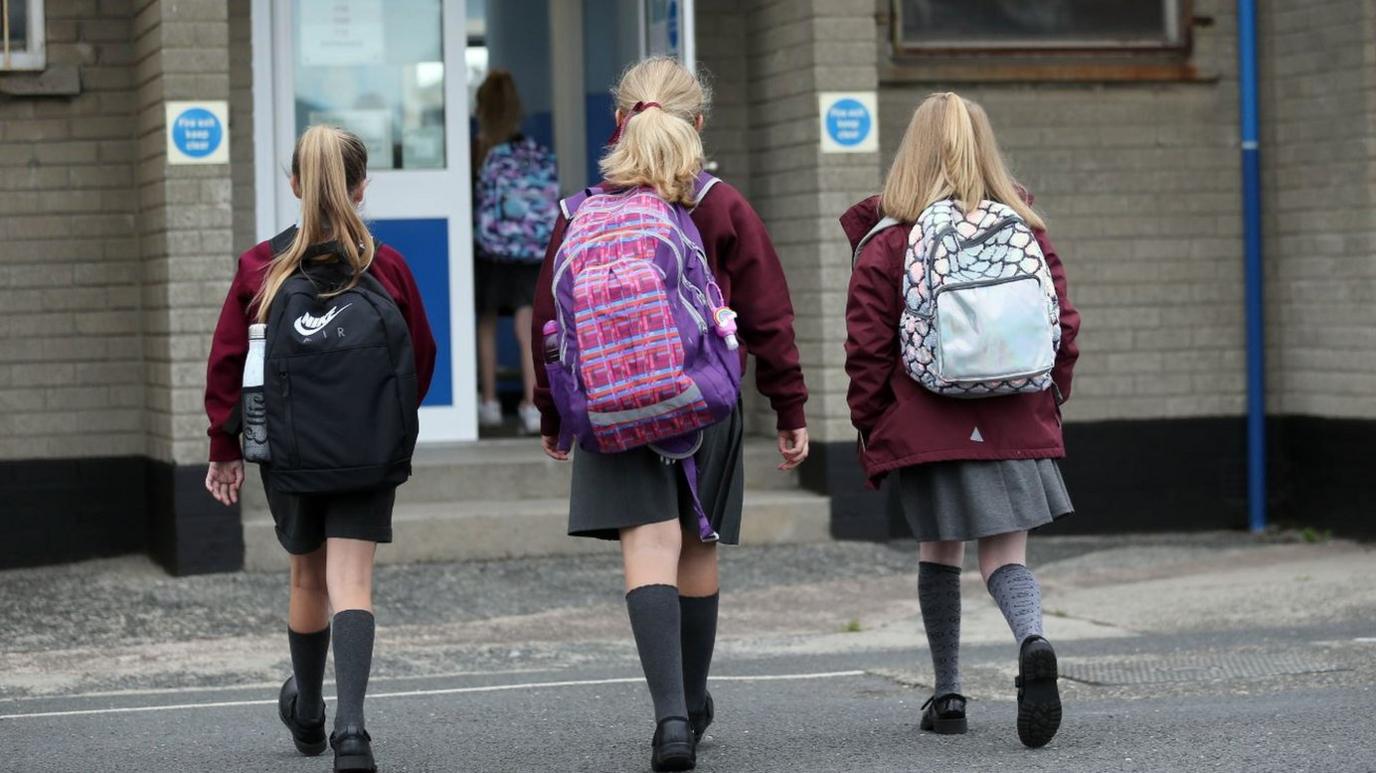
left=251, top=0, right=476, bottom=443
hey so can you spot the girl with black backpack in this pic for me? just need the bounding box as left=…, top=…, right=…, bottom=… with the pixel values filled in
left=531, top=57, right=809, bottom=771
left=841, top=92, right=1081, bottom=748
left=204, top=125, right=436, bottom=773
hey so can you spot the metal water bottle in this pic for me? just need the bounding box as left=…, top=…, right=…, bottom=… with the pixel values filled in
left=241, top=323, right=271, bottom=463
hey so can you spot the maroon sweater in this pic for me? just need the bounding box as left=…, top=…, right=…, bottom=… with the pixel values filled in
left=204, top=229, right=438, bottom=462
left=531, top=180, right=809, bottom=435
left=842, top=195, right=1081, bottom=487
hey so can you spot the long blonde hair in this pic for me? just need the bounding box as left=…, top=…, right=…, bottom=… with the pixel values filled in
left=880, top=92, right=1044, bottom=230
left=475, top=70, right=522, bottom=164
left=254, top=126, right=375, bottom=322
left=599, top=57, right=710, bottom=206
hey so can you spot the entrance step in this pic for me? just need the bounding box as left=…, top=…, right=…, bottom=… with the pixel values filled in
left=240, top=438, right=801, bottom=511
left=242, top=490, right=831, bottom=571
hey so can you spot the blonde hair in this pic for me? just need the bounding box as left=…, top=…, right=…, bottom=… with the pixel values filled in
left=599, top=57, right=710, bottom=206
left=255, top=125, right=375, bottom=322
left=880, top=92, right=1044, bottom=230
left=475, top=70, right=522, bottom=164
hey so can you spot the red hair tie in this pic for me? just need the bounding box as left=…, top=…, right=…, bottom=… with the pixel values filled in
left=607, top=101, right=665, bottom=145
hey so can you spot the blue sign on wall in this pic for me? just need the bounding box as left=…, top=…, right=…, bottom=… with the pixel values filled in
left=824, top=98, right=871, bottom=147
left=171, top=108, right=224, bottom=159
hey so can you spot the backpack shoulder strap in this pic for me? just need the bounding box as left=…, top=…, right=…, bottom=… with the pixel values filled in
left=852, top=216, right=901, bottom=268
left=559, top=185, right=604, bottom=221
left=690, top=172, right=721, bottom=212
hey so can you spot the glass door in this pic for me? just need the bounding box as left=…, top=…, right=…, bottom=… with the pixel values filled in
left=270, top=0, right=475, bottom=443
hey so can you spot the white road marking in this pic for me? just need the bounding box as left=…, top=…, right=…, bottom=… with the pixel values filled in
left=0, top=671, right=868, bottom=721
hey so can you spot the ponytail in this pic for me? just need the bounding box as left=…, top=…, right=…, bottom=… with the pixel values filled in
left=255, top=126, right=374, bottom=322
left=881, top=92, right=1044, bottom=230
left=599, top=57, right=710, bottom=206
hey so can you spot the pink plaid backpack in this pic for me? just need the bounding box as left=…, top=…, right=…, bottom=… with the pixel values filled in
left=544, top=173, right=741, bottom=541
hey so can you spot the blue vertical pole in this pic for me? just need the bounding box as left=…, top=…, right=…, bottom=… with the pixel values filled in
left=1237, top=0, right=1266, bottom=532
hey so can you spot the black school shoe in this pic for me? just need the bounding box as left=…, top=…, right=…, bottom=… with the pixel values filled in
left=689, top=692, right=714, bottom=742
left=278, top=676, right=327, bottom=756
left=919, top=693, right=968, bottom=735
left=1015, top=636, right=1062, bottom=748
left=330, top=725, right=377, bottom=772
left=651, top=716, right=697, bottom=771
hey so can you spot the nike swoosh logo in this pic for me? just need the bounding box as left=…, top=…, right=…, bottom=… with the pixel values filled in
left=293, top=303, right=352, bottom=337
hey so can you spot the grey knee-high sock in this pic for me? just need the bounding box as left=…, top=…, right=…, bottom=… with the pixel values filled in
left=331, top=610, right=375, bottom=731
left=679, top=592, right=718, bottom=715
left=626, top=584, right=688, bottom=721
left=288, top=625, right=330, bottom=722
left=986, top=563, right=1044, bottom=646
left=918, top=562, right=963, bottom=696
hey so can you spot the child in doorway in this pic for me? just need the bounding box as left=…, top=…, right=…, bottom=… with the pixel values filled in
left=532, top=57, right=809, bottom=771
left=841, top=92, right=1081, bottom=748
left=204, top=126, right=436, bottom=772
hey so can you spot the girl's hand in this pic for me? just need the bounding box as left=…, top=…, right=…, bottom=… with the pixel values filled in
left=541, top=435, right=570, bottom=462
left=205, top=460, right=245, bottom=506
left=777, top=427, right=810, bottom=471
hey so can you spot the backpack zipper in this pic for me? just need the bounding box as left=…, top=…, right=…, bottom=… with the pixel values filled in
left=277, top=363, right=299, bottom=467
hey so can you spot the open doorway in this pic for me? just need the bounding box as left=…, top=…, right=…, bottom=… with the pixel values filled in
left=465, top=0, right=690, bottom=438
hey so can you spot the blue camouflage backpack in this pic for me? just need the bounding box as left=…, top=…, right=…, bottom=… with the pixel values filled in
left=475, top=137, right=559, bottom=262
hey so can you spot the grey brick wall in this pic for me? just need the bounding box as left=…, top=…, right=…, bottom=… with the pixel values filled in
left=697, top=0, right=751, bottom=195
left=132, top=0, right=233, bottom=465
left=1260, top=0, right=1376, bottom=419
left=0, top=0, right=143, bottom=460
left=877, top=0, right=1246, bottom=424
left=228, top=0, right=257, bottom=255
left=736, top=0, right=882, bottom=443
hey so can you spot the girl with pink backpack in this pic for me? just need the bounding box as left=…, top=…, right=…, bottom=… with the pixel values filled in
left=531, top=57, right=809, bottom=771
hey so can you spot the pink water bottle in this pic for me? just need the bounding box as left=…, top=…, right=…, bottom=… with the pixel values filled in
left=712, top=306, right=739, bottom=351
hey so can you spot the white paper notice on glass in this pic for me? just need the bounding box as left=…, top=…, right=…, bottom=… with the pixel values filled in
left=298, top=0, right=386, bottom=68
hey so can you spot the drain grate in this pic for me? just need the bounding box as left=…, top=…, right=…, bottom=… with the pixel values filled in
left=1060, top=653, right=1347, bottom=686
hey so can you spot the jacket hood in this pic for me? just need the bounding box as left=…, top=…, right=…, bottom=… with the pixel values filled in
left=840, top=195, right=884, bottom=252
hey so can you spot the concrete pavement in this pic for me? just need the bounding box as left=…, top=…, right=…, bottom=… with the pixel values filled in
left=0, top=532, right=1373, bottom=772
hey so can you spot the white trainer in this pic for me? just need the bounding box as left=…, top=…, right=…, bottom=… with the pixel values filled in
left=518, top=402, right=542, bottom=435
left=478, top=399, right=504, bottom=427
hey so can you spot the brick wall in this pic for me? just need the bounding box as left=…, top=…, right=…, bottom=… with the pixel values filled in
left=740, top=0, right=882, bottom=443
left=0, top=0, right=143, bottom=460
left=132, top=0, right=233, bottom=465
left=228, top=0, right=256, bottom=254
left=697, top=0, right=751, bottom=194
left=877, top=0, right=1247, bottom=424
left=1260, top=0, right=1376, bottom=419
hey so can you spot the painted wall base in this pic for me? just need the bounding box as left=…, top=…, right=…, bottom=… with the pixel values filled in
left=0, top=457, right=243, bottom=575
left=806, top=416, right=1375, bottom=540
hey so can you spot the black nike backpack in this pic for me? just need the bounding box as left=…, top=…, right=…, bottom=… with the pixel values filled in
left=262, top=260, right=418, bottom=494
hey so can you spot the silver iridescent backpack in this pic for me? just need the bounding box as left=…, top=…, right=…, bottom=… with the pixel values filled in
left=896, top=199, right=1060, bottom=398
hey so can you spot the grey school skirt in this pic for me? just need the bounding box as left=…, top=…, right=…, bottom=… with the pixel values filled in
left=895, top=458, right=1074, bottom=542
left=567, top=406, right=745, bottom=543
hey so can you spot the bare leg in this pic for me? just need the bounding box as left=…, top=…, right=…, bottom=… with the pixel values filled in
left=621, top=518, right=682, bottom=591
left=288, top=546, right=330, bottom=633
left=920, top=539, right=966, bottom=569
left=514, top=305, right=536, bottom=406
left=325, top=538, right=377, bottom=612
left=977, top=530, right=1028, bottom=583
left=478, top=311, right=499, bottom=405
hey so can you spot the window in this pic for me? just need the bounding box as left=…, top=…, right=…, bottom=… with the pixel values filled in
left=2, top=0, right=45, bottom=71
left=894, top=0, right=1187, bottom=53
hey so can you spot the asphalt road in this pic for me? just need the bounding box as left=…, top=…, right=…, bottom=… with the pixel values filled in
left=1, top=535, right=1374, bottom=772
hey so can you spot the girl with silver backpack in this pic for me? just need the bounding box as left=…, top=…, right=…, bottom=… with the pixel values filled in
left=842, top=92, right=1081, bottom=749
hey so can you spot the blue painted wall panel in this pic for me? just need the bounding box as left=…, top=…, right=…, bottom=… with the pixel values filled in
left=368, top=218, right=454, bottom=408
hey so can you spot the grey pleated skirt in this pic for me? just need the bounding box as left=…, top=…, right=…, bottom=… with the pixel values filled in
left=895, top=458, right=1074, bottom=542
left=567, top=406, right=745, bottom=543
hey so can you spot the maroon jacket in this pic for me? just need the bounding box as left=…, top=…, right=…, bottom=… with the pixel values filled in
left=532, top=180, right=808, bottom=436
left=842, top=195, right=1081, bottom=487
left=204, top=228, right=438, bottom=462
